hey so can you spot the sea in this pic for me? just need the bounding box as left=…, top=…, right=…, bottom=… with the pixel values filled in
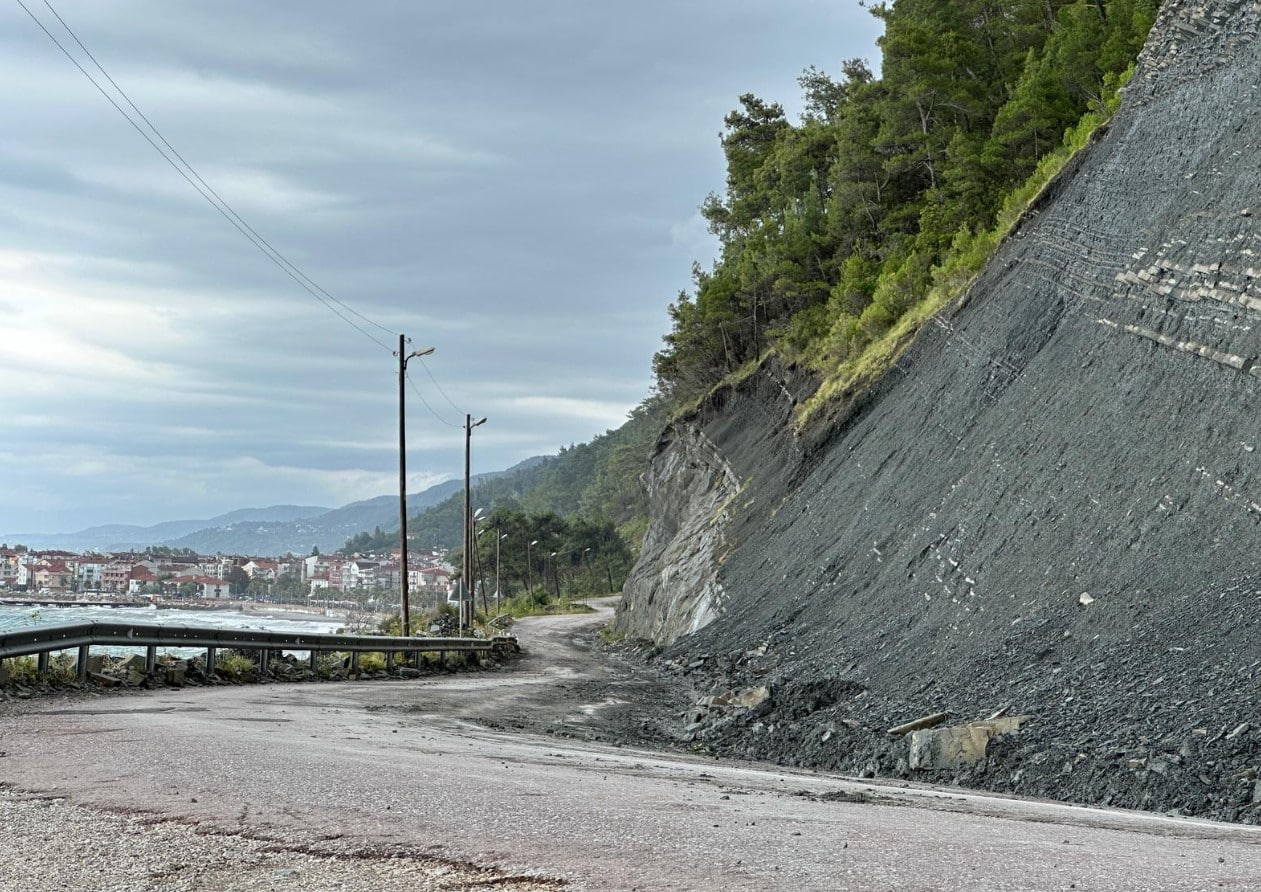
left=0, top=603, right=348, bottom=658
left=0, top=603, right=345, bottom=635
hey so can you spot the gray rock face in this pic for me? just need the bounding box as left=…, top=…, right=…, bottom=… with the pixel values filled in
left=615, top=424, right=739, bottom=643
left=615, top=358, right=814, bottom=644
left=618, top=0, right=1261, bottom=821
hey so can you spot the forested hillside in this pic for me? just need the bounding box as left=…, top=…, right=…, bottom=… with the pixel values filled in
left=654, top=0, right=1157, bottom=407
left=340, top=398, right=667, bottom=594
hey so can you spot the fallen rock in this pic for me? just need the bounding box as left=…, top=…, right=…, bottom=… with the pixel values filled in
left=88, top=672, right=118, bottom=688
left=699, top=685, right=772, bottom=713
left=909, top=716, right=1032, bottom=771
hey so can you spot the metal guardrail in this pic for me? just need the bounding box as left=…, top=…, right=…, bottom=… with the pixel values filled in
left=0, top=620, right=517, bottom=682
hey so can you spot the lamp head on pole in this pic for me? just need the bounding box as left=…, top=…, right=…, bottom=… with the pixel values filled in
left=400, top=345, right=435, bottom=367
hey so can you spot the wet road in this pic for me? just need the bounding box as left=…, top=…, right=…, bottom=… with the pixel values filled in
left=2, top=601, right=1260, bottom=890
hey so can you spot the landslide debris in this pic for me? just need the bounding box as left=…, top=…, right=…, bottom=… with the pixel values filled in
left=616, top=0, right=1261, bottom=823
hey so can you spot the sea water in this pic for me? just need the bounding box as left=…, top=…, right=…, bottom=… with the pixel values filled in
left=0, top=604, right=344, bottom=635
left=0, top=603, right=346, bottom=658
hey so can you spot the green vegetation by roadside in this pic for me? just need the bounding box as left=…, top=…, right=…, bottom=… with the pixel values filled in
left=495, top=589, right=597, bottom=620
left=382, top=591, right=598, bottom=643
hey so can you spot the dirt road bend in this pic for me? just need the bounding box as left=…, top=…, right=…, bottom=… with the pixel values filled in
left=2, top=599, right=1260, bottom=891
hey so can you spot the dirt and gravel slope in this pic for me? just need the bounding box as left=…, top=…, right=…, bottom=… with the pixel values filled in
left=615, top=0, right=1261, bottom=823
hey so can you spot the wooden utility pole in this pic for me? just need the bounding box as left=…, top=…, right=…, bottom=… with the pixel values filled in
left=399, top=335, right=408, bottom=636
left=397, top=337, right=434, bottom=638
left=461, top=413, right=486, bottom=633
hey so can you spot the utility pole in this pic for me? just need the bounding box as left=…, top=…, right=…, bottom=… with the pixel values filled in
left=461, top=413, right=486, bottom=634
left=397, top=337, right=434, bottom=638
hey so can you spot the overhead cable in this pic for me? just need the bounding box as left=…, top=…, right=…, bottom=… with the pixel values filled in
left=417, top=356, right=467, bottom=416
left=17, top=0, right=395, bottom=353
left=406, top=370, right=463, bottom=429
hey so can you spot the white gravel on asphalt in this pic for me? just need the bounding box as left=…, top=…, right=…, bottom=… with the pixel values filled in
left=0, top=789, right=560, bottom=892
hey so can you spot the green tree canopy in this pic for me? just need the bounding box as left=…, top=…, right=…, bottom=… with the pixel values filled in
left=653, top=0, right=1158, bottom=405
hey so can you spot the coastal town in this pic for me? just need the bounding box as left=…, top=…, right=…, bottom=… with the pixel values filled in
left=0, top=544, right=454, bottom=608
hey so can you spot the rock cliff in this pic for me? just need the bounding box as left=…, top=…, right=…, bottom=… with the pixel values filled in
left=617, top=0, right=1261, bottom=821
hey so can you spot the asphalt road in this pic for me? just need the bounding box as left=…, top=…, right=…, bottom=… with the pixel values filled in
left=2, top=600, right=1260, bottom=891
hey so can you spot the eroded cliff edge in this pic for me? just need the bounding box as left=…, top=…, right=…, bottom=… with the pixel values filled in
left=617, top=0, right=1261, bottom=821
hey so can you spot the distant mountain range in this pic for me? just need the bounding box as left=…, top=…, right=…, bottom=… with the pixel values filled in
left=3, top=459, right=543, bottom=555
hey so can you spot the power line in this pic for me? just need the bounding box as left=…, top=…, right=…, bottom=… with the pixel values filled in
left=16, top=0, right=396, bottom=353
left=417, top=356, right=467, bottom=416
left=406, top=369, right=463, bottom=429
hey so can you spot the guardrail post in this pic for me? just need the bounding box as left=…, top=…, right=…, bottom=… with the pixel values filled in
left=37, top=651, right=49, bottom=674
left=309, top=650, right=318, bottom=671
left=206, top=646, right=217, bottom=674
left=77, top=644, right=90, bottom=682
left=351, top=652, right=359, bottom=673
left=259, top=649, right=269, bottom=674
left=145, top=646, right=157, bottom=674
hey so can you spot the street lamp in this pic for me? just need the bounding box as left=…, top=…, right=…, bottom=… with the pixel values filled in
left=496, top=532, right=507, bottom=613
left=477, top=523, right=506, bottom=616
left=582, top=547, right=593, bottom=606
left=460, top=414, right=487, bottom=634
left=527, top=539, right=538, bottom=594
left=397, top=337, right=434, bottom=639
left=472, top=509, right=490, bottom=616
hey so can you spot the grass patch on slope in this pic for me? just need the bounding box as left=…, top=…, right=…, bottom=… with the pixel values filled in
left=794, top=72, right=1131, bottom=431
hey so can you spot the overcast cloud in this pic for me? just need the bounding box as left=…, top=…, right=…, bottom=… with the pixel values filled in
left=0, top=0, right=881, bottom=534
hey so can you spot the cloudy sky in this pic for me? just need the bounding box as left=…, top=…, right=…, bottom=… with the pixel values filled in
left=1, top=1, right=881, bottom=534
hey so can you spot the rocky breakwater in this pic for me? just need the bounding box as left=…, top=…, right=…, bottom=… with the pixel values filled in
left=617, top=0, right=1261, bottom=823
